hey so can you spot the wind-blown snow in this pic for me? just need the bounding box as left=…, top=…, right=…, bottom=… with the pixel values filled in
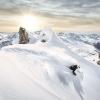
left=0, top=29, right=100, bottom=100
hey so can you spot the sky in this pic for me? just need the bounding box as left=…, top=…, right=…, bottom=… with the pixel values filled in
left=0, top=0, right=100, bottom=32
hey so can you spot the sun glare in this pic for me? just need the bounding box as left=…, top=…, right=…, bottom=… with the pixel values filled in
left=20, top=15, right=41, bottom=31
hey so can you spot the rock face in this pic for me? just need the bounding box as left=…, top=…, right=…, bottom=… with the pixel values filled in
left=19, top=27, right=29, bottom=44
left=94, top=42, right=100, bottom=51
left=97, top=60, right=100, bottom=65
left=0, top=39, right=12, bottom=48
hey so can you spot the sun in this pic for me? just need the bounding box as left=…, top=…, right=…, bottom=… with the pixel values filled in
left=20, top=15, right=40, bottom=31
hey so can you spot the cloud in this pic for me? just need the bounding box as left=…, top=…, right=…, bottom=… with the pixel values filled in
left=0, top=0, right=100, bottom=32
left=0, top=0, right=100, bottom=18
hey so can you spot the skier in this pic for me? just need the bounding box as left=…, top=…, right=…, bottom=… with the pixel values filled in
left=69, top=65, right=80, bottom=76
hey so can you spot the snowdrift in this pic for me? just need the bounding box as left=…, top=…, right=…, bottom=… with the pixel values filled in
left=0, top=29, right=100, bottom=100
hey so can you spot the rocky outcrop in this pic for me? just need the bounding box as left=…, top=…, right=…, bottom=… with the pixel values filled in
left=94, top=42, right=100, bottom=51
left=19, top=27, right=29, bottom=44
left=94, top=42, right=100, bottom=65
left=97, top=60, right=100, bottom=65
left=0, top=39, right=12, bottom=48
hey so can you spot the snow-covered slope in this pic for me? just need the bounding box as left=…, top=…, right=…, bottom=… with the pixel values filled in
left=0, top=29, right=100, bottom=100
left=58, top=33, right=100, bottom=65
left=0, top=32, right=38, bottom=48
left=0, top=31, right=99, bottom=65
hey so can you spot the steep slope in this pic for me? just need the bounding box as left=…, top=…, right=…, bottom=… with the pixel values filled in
left=0, top=29, right=100, bottom=100
left=59, top=33, right=100, bottom=65
left=0, top=31, right=99, bottom=65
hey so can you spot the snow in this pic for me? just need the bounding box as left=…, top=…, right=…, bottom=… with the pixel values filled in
left=0, top=31, right=100, bottom=65
left=0, top=29, right=100, bottom=100
left=59, top=33, right=100, bottom=65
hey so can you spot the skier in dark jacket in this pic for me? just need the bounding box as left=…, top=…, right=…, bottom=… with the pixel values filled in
left=69, top=65, right=80, bottom=75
